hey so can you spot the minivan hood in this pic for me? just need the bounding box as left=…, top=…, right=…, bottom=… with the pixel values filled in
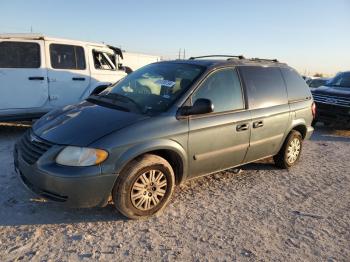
left=312, top=85, right=350, bottom=97
left=33, top=101, right=149, bottom=146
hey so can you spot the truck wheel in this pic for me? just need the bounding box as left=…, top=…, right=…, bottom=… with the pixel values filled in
left=274, top=130, right=303, bottom=169
left=112, top=154, right=175, bottom=219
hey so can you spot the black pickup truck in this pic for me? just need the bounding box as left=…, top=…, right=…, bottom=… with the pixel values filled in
left=311, top=71, right=350, bottom=127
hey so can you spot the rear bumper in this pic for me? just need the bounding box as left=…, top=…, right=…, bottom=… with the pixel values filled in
left=305, top=126, right=314, bottom=140
left=14, top=145, right=117, bottom=208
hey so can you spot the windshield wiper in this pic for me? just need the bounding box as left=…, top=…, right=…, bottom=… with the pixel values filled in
left=86, top=95, right=130, bottom=112
left=100, top=93, right=142, bottom=110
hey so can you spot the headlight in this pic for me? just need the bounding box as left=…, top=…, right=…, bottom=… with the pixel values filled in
left=56, top=146, right=108, bottom=167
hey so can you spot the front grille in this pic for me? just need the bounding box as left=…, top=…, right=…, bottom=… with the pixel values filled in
left=18, top=131, right=53, bottom=165
left=312, top=93, right=350, bottom=108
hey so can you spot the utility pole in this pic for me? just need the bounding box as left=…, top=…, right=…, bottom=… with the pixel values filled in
left=30, top=26, right=33, bottom=33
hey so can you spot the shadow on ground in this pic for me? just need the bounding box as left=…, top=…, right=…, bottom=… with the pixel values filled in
left=0, top=122, right=348, bottom=227
left=310, top=125, right=350, bottom=143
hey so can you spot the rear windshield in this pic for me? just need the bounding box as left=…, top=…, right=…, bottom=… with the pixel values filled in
left=103, top=62, right=205, bottom=114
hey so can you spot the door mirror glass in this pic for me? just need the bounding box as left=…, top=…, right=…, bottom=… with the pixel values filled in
left=181, top=98, right=214, bottom=116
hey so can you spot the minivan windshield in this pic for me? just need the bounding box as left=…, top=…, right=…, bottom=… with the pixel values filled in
left=100, top=63, right=205, bottom=114
left=326, top=72, right=350, bottom=88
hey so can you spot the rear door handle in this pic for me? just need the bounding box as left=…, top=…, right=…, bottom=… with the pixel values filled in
left=236, top=123, right=249, bottom=132
left=72, top=77, right=85, bottom=81
left=28, top=76, right=45, bottom=80
left=253, top=120, right=264, bottom=128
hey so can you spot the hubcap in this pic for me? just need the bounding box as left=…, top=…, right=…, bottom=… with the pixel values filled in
left=287, top=138, right=301, bottom=164
left=130, top=169, right=167, bottom=211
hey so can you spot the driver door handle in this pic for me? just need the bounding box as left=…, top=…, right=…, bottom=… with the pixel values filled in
left=72, top=77, right=86, bottom=81
left=253, top=120, right=264, bottom=128
left=236, top=123, right=249, bottom=132
left=28, top=76, right=45, bottom=80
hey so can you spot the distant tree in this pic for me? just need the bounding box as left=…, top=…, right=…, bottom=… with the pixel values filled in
left=313, top=73, right=324, bottom=77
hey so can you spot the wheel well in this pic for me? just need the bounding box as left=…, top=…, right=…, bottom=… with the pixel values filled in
left=143, top=149, right=184, bottom=185
left=291, top=124, right=307, bottom=139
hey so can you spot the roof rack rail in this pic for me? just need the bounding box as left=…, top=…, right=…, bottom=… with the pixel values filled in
left=250, top=57, right=279, bottom=62
left=189, top=55, right=245, bottom=60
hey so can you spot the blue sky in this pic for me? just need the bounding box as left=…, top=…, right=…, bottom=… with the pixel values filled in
left=1, top=0, right=349, bottom=75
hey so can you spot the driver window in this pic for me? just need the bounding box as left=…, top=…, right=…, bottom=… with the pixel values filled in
left=192, top=68, right=244, bottom=113
left=93, top=50, right=116, bottom=70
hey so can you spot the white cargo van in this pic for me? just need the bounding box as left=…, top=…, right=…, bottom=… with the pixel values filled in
left=0, top=34, right=128, bottom=121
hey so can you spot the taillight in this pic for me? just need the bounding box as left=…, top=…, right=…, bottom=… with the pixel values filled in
left=311, top=102, right=316, bottom=119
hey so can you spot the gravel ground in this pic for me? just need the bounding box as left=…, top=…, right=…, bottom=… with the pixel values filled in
left=0, top=123, right=349, bottom=262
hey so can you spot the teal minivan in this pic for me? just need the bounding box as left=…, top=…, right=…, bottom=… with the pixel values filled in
left=15, top=56, right=315, bottom=219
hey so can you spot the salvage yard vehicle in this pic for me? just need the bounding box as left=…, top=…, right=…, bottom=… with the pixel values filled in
left=0, top=34, right=127, bottom=121
left=312, top=71, right=350, bottom=126
left=14, top=55, right=315, bottom=219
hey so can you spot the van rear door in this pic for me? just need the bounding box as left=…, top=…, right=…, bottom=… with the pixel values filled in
left=46, top=42, right=90, bottom=107
left=0, top=40, right=48, bottom=109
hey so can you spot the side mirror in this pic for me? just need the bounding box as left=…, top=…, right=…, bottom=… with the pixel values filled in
left=180, top=98, right=214, bottom=116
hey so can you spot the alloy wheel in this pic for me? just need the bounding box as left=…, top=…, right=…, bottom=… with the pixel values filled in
left=130, top=169, right=167, bottom=211
left=287, top=138, right=301, bottom=164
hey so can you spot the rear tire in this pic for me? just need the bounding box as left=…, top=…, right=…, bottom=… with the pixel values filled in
left=274, top=130, right=303, bottom=169
left=112, top=154, right=175, bottom=219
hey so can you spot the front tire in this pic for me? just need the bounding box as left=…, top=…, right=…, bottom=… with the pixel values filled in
left=274, top=130, right=303, bottom=169
left=112, top=154, right=175, bottom=219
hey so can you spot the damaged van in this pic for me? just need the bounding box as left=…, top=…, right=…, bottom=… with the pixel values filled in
left=15, top=56, right=315, bottom=219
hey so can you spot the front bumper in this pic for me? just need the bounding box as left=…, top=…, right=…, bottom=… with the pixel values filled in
left=14, top=143, right=117, bottom=208
left=315, top=102, right=350, bottom=124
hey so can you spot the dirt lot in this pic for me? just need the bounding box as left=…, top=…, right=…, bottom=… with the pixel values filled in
left=0, top=123, right=349, bottom=261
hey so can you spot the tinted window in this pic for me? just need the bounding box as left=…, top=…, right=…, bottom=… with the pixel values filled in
left=280, top=67, right=311, bottom=100
left=239, top=66, right=287, bottom=109
left=50, top=44, right=85, bottom=70
left=0, top=41, right=40, bottom=68
left=193, top=69, right=244, bottom=113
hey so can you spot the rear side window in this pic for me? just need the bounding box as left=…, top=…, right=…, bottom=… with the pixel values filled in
left=193, top=68, right=244, bottom=113
left=0, top=41, right=40, bottom=68
left=50, top=44, right=85, bottom=70
left=239, top=66, right=287, bottom=109
left=280, top=67, right=311, bottom=101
